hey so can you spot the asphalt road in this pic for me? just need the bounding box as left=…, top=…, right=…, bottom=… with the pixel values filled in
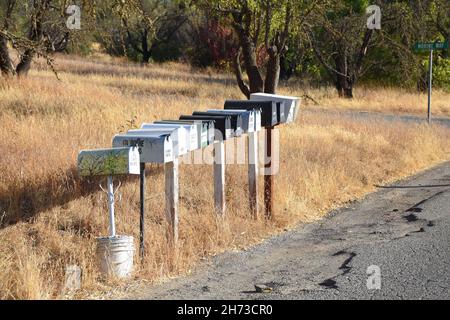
left=132, top=161, right=450, bottom=300
left=310, top=109, right=450, bottom=128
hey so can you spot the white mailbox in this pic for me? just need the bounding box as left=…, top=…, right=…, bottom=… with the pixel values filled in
left=127, top=128, right=188, bottom=157
left=112, top=133, right=174, bottom=164
left=154, top=120, right=210, bottom=148
left=250, top=93, right=300, bottom=123
left=77, top=147, right=140, bottom=177
left=141, top=123, right=199, bottom=152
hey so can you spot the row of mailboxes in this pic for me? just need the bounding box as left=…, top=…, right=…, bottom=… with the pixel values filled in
left=180, top=115, right=233, bottom=141
left=108, top=94, right=300, bottom=166
left=193, top=111, right=243, bottom=138
left=207, top=109, right=260, bottom=133
left=155, top=120, right=215, bottom=148
left=224, top=100, right=278, bottom=127
left=250, top=93, right=299, bottom=124
left=141, top=123, right=199, bottom=152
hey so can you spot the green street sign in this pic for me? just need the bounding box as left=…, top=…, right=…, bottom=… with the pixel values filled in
left=414, top=41, right=448, bottom=51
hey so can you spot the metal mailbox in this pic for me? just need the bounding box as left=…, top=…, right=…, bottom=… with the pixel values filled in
left=193, top=111, right=243, bottom=137
left=224, top=100, right=278, bottom=127
left=77, top=147, right=141, bottom=177
left=112, top=133, right=174, bottom=164
left=180, top=115, right=232, bottom=141
left=250, top=93, right=300, bottom=123
left=141, top=123, right=199, bottom=152
left=207, top=109, right=259, bottom=133
left=128, top=128, right=188, bottom=157
left=154, top=120, right=213, bottom=148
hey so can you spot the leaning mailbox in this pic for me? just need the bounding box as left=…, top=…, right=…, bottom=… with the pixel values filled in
left=224, top=100, right=278, bottom=127
left=207, top=109, right=259, bottom=133
left=127, top=128, right=188, bottom=157
left=250, top=93, right=300, bottom=123
left=180, top=115, right=232, bottom=141
left=141, top=123, right=199, bottom=152
left=154, top=120, right=212, bottom=148
left=77, top=147, right=140, bottom=177
left=193, top=111, right=243, bottom=137
left=112, top=133, right=174, bottom=164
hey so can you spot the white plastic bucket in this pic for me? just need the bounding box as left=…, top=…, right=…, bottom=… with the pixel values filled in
left=96, top=235, right=134, bottom=278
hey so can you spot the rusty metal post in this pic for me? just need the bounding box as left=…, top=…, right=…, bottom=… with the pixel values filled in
left=264, top=127, right=274, bottom=219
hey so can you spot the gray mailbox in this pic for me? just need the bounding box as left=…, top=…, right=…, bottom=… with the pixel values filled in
left=127, top=128, right=188, bottom=157
left=250, top=93, right=300, bottom=123
left=112, top=133, right=174, bottom=164
left=141, top=123, right=199, bottom=152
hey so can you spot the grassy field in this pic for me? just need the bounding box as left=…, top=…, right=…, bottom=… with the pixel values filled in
left=0, top=54, right=449, bottom=299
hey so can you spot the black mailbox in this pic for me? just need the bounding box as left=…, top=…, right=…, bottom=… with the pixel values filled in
left=180, top=115, right=232, bottom=141
left=224, top=100, right=278, bottom=127
left=193, top=111, right=243, bottom=137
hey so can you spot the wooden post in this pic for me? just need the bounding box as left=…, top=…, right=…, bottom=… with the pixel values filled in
left=214, top=140, right=226, bottom=215
left=165, top=158, right=179, bottom=244
left=139, top=163, right=145, bottom=261
left=248, top=131, right=259, bottom=219
left=264, top=127, right=274, bottom=220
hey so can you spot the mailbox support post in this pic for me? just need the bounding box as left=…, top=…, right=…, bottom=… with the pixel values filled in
left=106, top=176, right=116, bottom=237
left=139, top=163, right=145, bottom=261
left=165, top=159, right=179, bottom=245
left=248, top=131, right=259, bottom=219
left=428, top=50, right=433, bottom=124
left=214, top=141, right=226, bottom=215
left=264, top=127, right=274, bottom=220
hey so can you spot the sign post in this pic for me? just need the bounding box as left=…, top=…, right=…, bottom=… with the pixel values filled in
left=428, top=50, right=433, bottom=124
left=414, top=40, right=448, bottom=124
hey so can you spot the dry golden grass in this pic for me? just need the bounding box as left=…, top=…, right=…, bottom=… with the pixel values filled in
left=284, top=84, right=450, bottom=117
left=0, top=54, right=449, bottom=299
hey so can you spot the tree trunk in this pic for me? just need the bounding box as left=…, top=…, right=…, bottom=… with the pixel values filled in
left=238, top=33, right=264, bottom=94
left=334, top=54, right=354, bottom=99
left=264, top=49, right=280, bottom=94
left=16, top=49, right=34, bottom=77
left=0, top=34, right=15, bottom=76
left=141, top=28, right=152, bottom=63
